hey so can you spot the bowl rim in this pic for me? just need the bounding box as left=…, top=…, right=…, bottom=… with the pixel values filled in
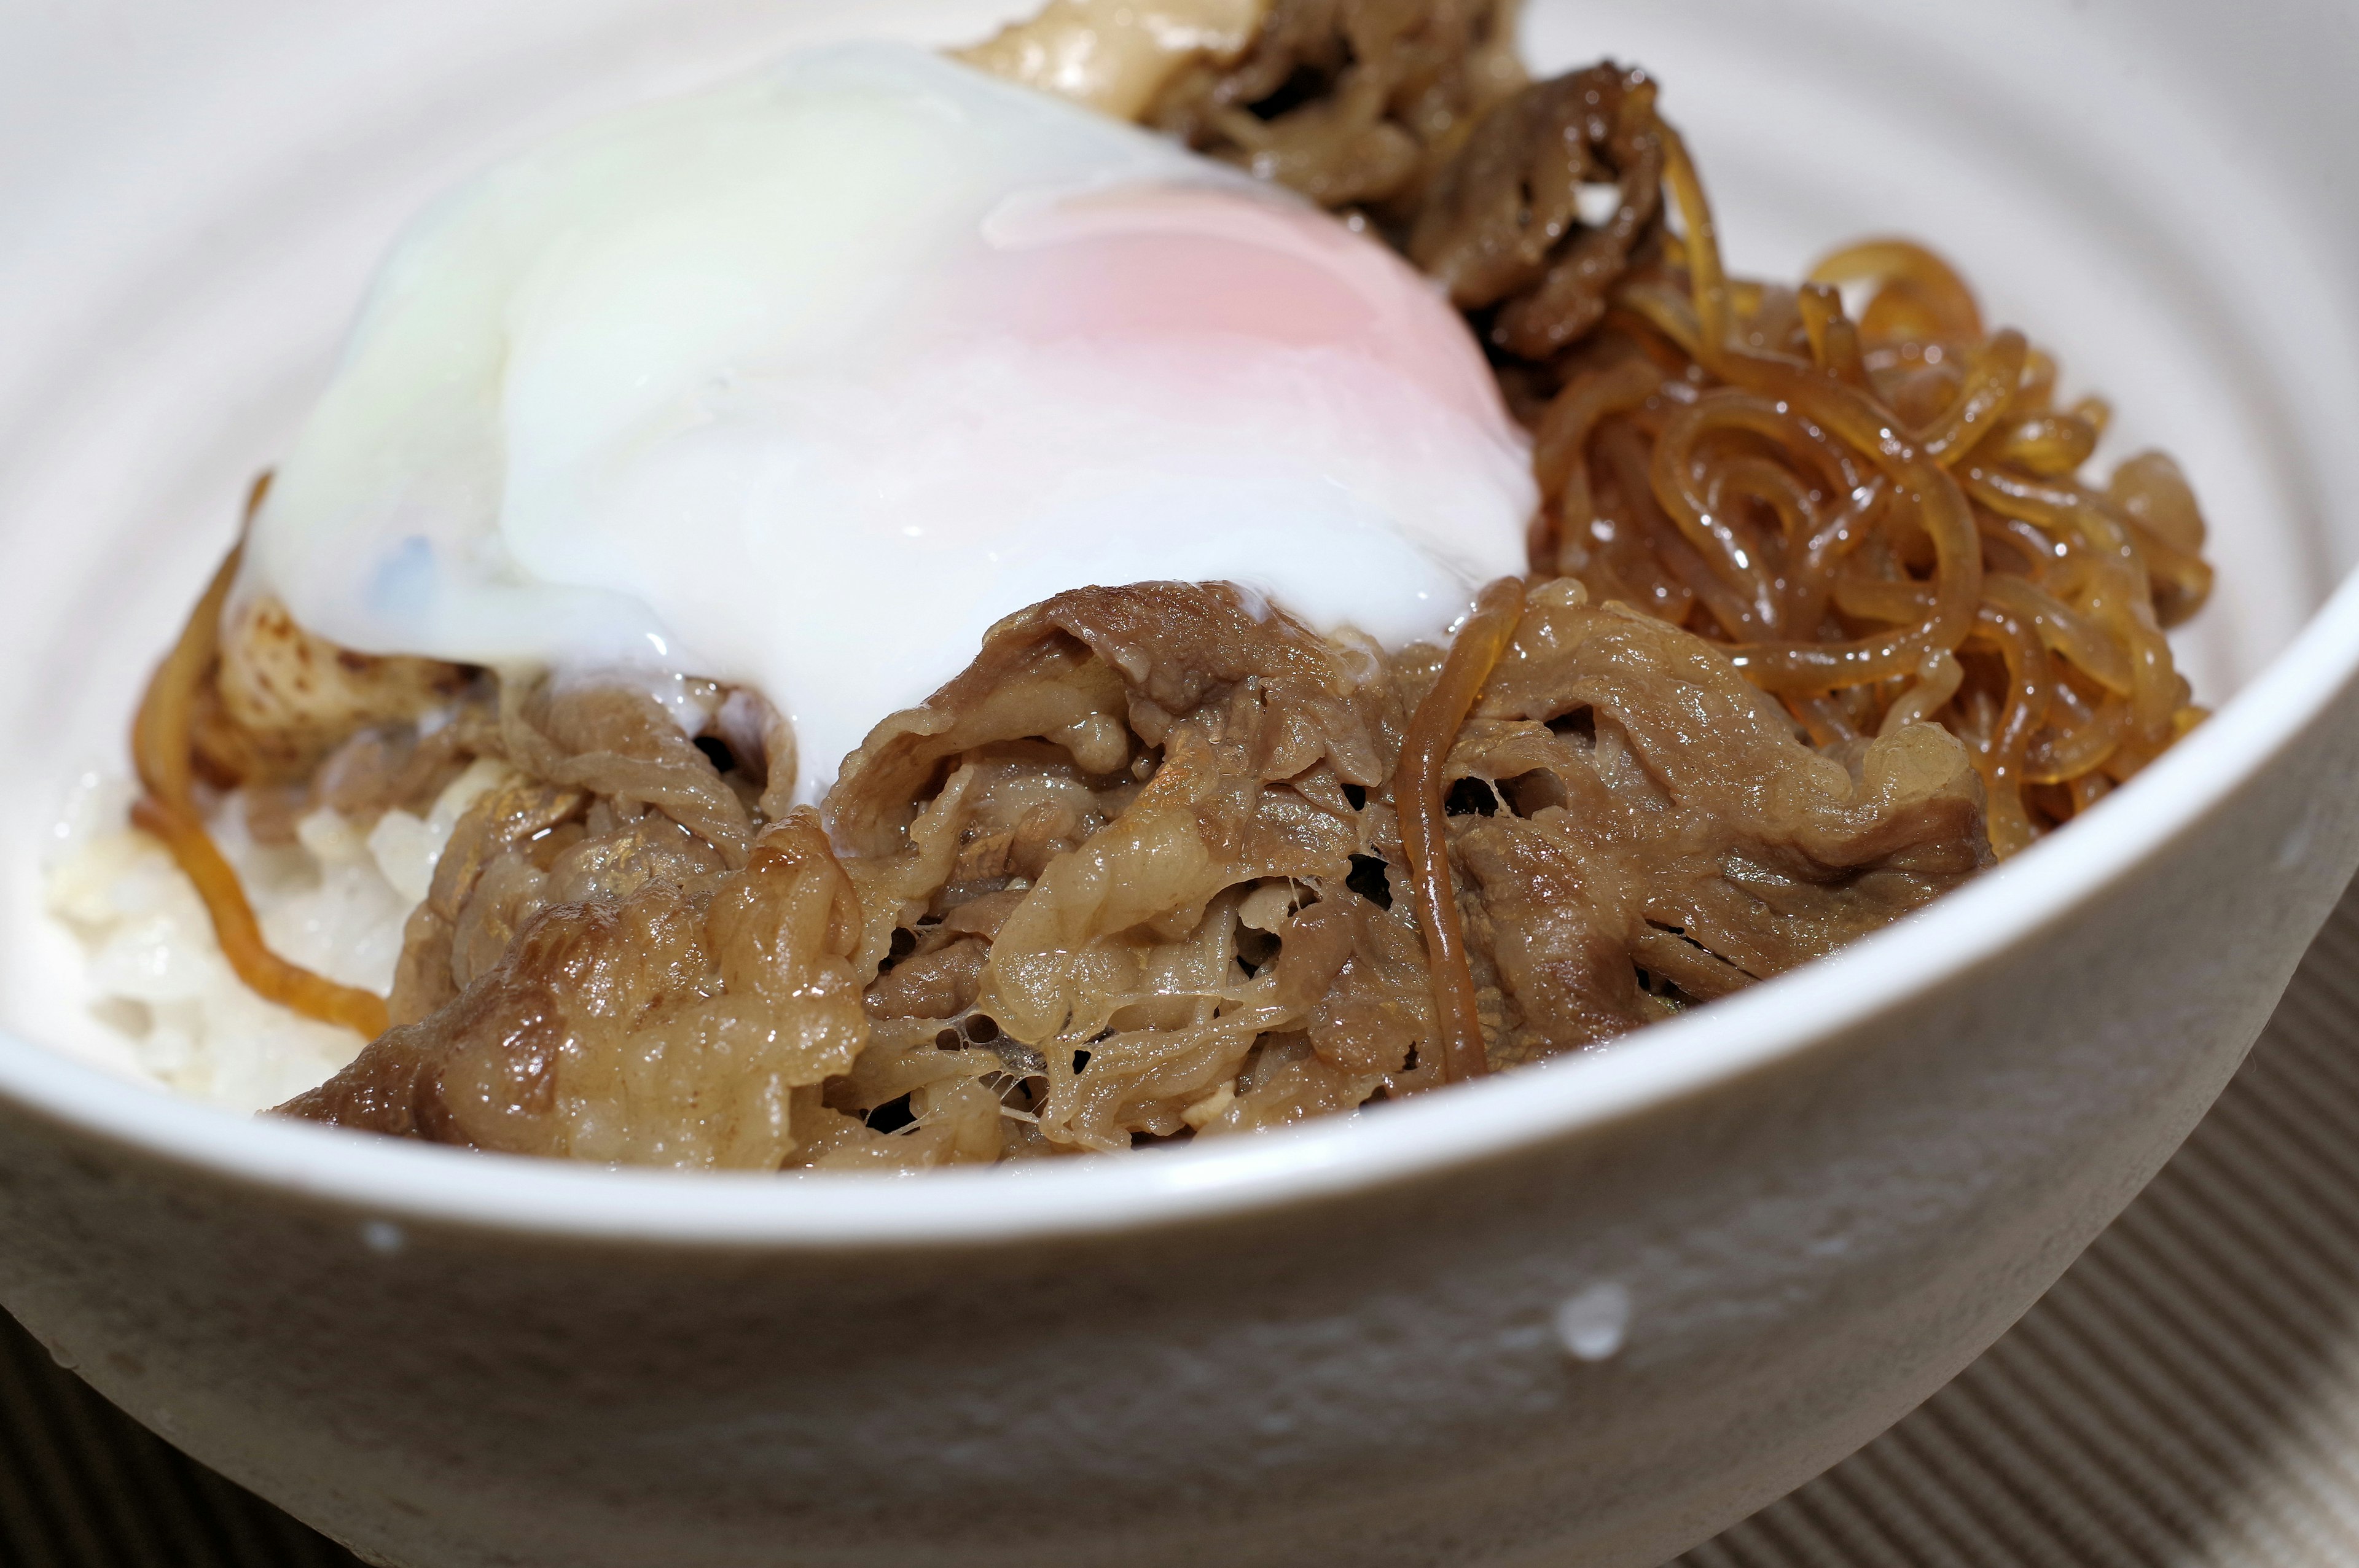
left=4, top=558, right=2357, bottom=1251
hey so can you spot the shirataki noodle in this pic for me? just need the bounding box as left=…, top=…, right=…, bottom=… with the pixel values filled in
left=1536, top=126, right=2202, bottom=854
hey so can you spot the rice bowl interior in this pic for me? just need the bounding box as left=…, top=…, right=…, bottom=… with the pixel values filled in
left=0, top=0, right=2350, bottom=1219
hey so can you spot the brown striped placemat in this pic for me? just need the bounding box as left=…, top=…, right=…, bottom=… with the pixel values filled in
left=9, top=876, right=2359, bottom=1568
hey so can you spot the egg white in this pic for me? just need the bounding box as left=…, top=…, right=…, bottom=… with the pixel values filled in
left=243, top=42, right=1537, bottom=797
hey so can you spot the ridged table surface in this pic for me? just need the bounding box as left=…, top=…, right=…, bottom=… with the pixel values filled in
left=7, top=879, right=2359, bottom=1568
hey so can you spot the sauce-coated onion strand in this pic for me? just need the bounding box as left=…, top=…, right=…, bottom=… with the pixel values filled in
left=130, top=484, right=392, bottom=1040
left=1397, top=575, right=1527, bottom=1084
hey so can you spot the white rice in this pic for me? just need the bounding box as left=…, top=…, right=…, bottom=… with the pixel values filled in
left=42, top=759, right=511, bottom=1112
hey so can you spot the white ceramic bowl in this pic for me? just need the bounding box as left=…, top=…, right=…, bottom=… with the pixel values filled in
left=4, top=3, right=2358, bottom=1565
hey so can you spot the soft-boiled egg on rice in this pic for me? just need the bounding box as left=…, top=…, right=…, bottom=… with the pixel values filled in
left=238, top=41, right=1535, bottom=798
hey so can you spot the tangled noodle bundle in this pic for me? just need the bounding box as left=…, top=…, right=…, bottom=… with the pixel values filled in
left=1533, top=127, right=2208, bottom=855
left=120, top=4, right=2214, bottom=1167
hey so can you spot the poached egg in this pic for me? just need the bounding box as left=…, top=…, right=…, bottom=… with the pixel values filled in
left=242, top=42, right=1536, bottom=798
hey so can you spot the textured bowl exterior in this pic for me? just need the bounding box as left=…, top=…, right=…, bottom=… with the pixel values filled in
left=1, top=681, right=2353, bottom=1568
left=4, top=1, right=2359, bottom=1564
